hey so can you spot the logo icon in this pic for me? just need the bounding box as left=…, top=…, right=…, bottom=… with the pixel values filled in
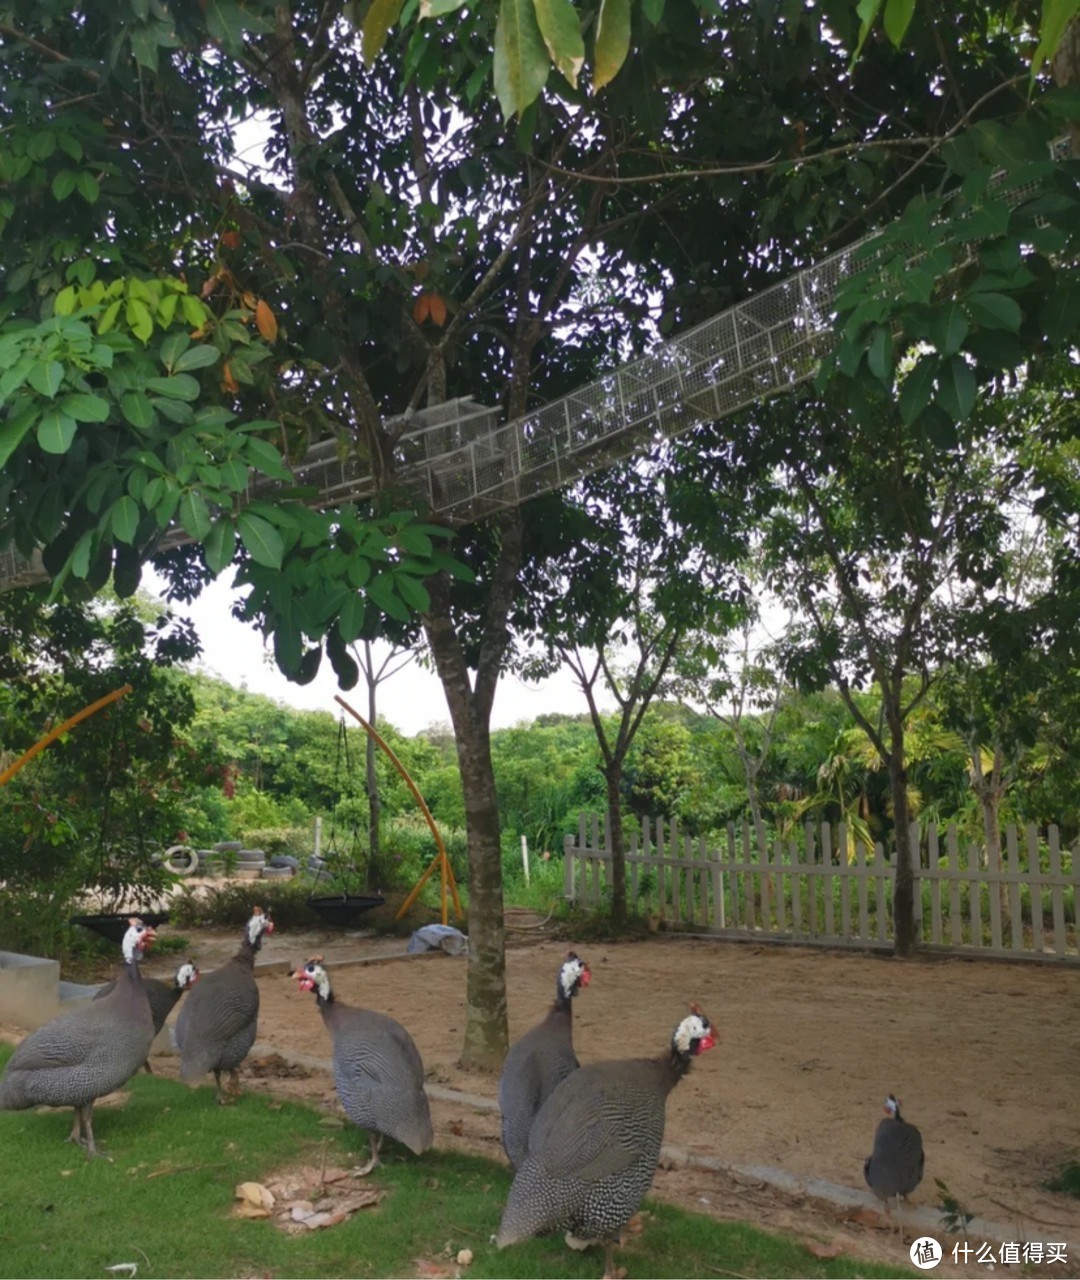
left=910, top=1237, right=942, bottom=1270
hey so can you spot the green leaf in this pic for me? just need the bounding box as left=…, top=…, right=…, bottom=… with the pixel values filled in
left=126, top=297, right=154, bottom=343
left=273, top=622, right=302, bottom=677
left=936, top=355, right=976, bottom=424
left=326, top=629, right=360, bottom=690
left=28, top=360, right=64, bottom=399
left=220, top=458, right=249, bottom=492
left=534, top=0, right=585, bottom=87
left=112, top=542, right=142, bottom=598
left=367, top=572, right=411, bottom=622
left=36, top=407, right=78, bottom=454
left=929, top=302, right=969, bottom=357
left=641, top=0, right=665, bottom=23
left=121, top=390, right=156, bottom=430
left=963, top=290, right=1021, bottom=334
left=882, top=0, right=915, bottom=46
left=850, top=0, right=882, bottom=66
left=1040, top=280, right=1080, bottom=347
left=0, top=405, right=37, bottom=470
left=173, top=343, right=221, bottom=373
left=237, top=509, right=284, bottom=569
left=54, top=285, right=79, bottom=317
left=70, top=531, right=94, bottom=580
left=337, top=591, right=366, bottom=642
left=362, top=0, right=405, bottom=65
left=51, top=169, right=77, bottom=201
left=898, top=354, right=938, bottom=427
left=865, top=324, right=893, bottom=386
left=397, top=573, right=431, bottom=612
left=593, top=0, right=631, bottom=91
left=98, top=299, right=123, bottom=334
left=204, top=517, right=237, bottom=575
left=179, top=489, right=213, bottom=540
left=152, top=395, right=194, bottom=425
left=75, top=170, right=100, bottom=204
left=244, top=437, right=292, bottom=481
left=1030, top=0, right=1080, bottom=83
left=494, top=0, right=550, bottom=121
left=160, top=331, right=190, bottom=370
left=60, top=392, right=110, bottom=423
left=110, top=495, right=140, bottom=544
left=146, top=373, right=201, bottom=401
left=420, top=0, right=468, bottom=12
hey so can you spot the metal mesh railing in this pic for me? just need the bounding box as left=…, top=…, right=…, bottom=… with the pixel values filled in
left=2, top=141, right=1068, bottom=587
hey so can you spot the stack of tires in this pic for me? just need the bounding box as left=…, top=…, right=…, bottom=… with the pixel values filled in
left=233, top=847, right=266, bottom=880
left=262, top=855, right=299, bottom=880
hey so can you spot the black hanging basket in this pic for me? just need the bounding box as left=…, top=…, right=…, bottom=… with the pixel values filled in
left=306, top=894, right=385, bottom=929
left=69, top=911, right=172, bottom=945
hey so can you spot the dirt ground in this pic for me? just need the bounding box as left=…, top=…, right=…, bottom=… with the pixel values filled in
left=125, top=919, right=1080, bottom=1277
left=6, top=912, right=1079, bottom=1278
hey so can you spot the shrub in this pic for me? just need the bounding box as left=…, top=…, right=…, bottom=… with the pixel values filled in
left=168, top=880, right=317, bottom=931
left=234, top=825, right=311, bottom=857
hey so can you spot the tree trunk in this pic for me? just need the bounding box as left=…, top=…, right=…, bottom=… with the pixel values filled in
left=423, top=548, right=519, bottom=1071
left=603, top=766, right=627, bottom=928
left=364, top=664, right=382, bottom=894
left=886, top=747, right=918, bottom=956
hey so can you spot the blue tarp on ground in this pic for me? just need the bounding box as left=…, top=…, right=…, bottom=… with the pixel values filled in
left=407, top=924, right=468, bottom=956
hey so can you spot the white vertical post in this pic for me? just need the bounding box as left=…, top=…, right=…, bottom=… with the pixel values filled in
left=521, top=835, right=530, bottom=886
left=314, top=815, right=322, bottom=859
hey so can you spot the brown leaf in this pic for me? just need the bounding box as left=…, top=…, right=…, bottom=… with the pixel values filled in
left=843, top=1206, right=887, bottom=1228
left=413, top=1260, right=458, bottom=1279
left=234, top=1202, right=271, bottom=1220
left=428, top=294, right=448, bottom=327
left=412, top=294, right=431, bottom=325
left=448, top=1120, right=464, bottom=1137
left=241, top=291, right=258, bottom=310
left=254, top=299, right=278, bottom=344
left=236, top=1181, right=275, bottom=1211
left=221, top=362, right=239, bottom=395
left=220, top=230, right=242, bottom=250
left=807, top=1241, right=845, bottom=1259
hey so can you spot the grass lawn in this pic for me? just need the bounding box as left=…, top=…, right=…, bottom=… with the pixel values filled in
left=0, top=1047, right=910, bottom=1280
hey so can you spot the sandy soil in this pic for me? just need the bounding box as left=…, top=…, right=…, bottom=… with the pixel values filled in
left=131, top=922, right=1080, bottom=1277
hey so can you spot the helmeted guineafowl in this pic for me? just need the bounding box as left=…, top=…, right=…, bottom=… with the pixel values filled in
left=496, top=1003, right=717, bottom=1276
left=0, top=918, right=158, bottom=1159
left=175, top=906, right=273, bottom=1104
left=864, top=1094, right=925, bottom=1237
left=293, top=956, right=433, bottom=1174
left=94, top=959, right=199, bottom=1073
left=499, top=951, right=591, bottom=1171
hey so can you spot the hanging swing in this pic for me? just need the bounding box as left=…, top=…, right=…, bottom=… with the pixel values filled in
left=69, top=699, right=171, bottom=944
left=307, top=716, right=385, bottom=929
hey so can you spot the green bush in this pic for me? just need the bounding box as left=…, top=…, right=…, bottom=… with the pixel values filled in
left=168, top=879, right=317, bottom=931
left=234, top=825, right=311, bottom=857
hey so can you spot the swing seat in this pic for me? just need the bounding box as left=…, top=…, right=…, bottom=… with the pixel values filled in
left=306, top=894, right=385, bottom=929
left=70, top=910, right=171, bottom=944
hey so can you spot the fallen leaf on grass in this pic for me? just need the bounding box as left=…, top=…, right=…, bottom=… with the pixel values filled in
left=807, top=1241, right=845, bottom=1259
left=235, top=1182, right=275, bottom=1211
left=413, top=1259, right=459, bottom=1279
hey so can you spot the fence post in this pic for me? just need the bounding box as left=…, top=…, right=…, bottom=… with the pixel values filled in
left=1048, top=825, right=1067, bottom=956
left=563, top=832, right=575, bottom=901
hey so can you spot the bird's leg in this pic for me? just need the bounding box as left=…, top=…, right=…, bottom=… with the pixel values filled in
left=66, top=1109, right=87, bottom=1147
left=213, top=1069, right=231, bottom=1106
left=602, top=1237, right=628, bottom=1279
left=894, top=1194, right=905, bottom=1243
left=353, top=1131, right=383, bottom=1177
left=227, top=1069, right=241, bottom=1097
left=79, top=1106, right=109, bottom=1161
left=142, top=1058, right=154, bottom=1075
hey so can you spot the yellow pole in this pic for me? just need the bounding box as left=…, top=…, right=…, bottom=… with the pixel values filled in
left=0, top=684, right=133, bottom=788
left=334, top=695, right=463, bottom=924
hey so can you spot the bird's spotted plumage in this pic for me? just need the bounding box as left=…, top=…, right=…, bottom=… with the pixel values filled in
left=499, top=952, right=592, bottom=1172
left=496, top=1003, right=716, bottom=1274
left=293, top=958, right=432, bottom=1173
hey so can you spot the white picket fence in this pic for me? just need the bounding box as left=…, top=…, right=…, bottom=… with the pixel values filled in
left=563, top=814, right=1080, bottom=962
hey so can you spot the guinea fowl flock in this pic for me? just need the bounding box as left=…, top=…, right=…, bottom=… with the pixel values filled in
left=0, top=920, right=926, bottom=1274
